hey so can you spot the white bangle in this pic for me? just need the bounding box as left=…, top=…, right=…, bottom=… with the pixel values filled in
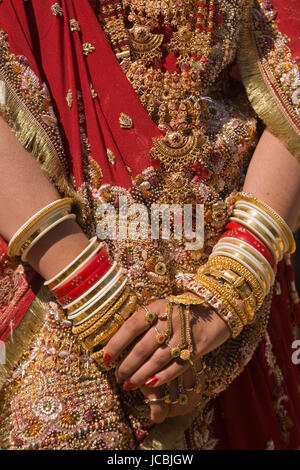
left=235, top=200, right=289, bottom=253
left=67, top=263, right=120, bottom=317
left=14, top=203, right=73, bottom=256
left=212, top=242, right=270, bottom=294
left=236, top=192, right=295, bottom=252
left=219, top=237, right=275, bottom=285
left=229, top=216, right=277, bottom=262
left=8, top=199, right=73, bottom=256
left=65, top=262, right=121, bottom=313
left=231, top=209, right=283, bottom=261
left=72, top=277, right=128, bottom=326
left=44, top=236, right=99, bottom=286
left=22, top=214, right=76, bottom=262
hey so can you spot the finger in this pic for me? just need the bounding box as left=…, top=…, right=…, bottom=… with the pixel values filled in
left=104, top=300, right=165, bottom=364
left=116, top=325, right=160, bottom=383
left=116, top=309, right=181, bottom=383
left=141, top=385, right=169, bottom=424
left=167, top=390, right=200, bottom=417
left=123, top=328, right=186, bottom=389
left=103, top=305, right=153, bottom=364
left=142, top=357, right=191, bottom=388
left=166, top=371, right=204, bottom=418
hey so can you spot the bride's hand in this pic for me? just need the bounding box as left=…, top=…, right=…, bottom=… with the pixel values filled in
left=103, top=295, right=230, bottom=390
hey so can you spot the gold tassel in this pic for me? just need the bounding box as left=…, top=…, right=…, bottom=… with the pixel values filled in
left=0, top=286, right=51, bottom=390
left=237, top=0, right=300, bottom=162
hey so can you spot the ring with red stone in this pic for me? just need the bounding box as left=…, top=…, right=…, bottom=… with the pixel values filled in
left=154, top=326, right=168, bottom=345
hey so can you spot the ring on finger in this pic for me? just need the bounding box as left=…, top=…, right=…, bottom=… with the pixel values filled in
left=145, top=396, right=168, bottom=404
left=142, top=305, right=158, bottom=325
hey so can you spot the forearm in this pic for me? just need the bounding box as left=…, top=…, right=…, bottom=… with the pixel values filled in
left=0, top=116, right=89, bottom=280
left=243, top=128, right=300, bottom=230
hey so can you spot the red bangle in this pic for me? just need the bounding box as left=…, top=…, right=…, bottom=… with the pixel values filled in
left=220, top=227, right=276, bottom=269
left=53, top=248, right=108, bottom=298
left=225, top=221, right=244, bottom=231
left=57, top=258, right=112, bottom=306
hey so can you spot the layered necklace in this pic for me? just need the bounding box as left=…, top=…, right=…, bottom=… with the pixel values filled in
left=95, top=0, right=236, bottom=168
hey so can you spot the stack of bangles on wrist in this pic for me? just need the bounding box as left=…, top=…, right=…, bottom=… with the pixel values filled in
left=176, top=192, right=295, bottom=339
left=7, top=198, right=137, bottom=370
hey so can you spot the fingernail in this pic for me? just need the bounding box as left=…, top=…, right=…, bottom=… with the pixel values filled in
left=145, top=376, right=158, bottom=387
left=103, top=353, right=112, bottom=364
left=123, top=380, right=134, bottom=391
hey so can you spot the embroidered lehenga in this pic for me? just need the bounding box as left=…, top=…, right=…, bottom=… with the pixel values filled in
left=0, top=0, right=300, bottom=449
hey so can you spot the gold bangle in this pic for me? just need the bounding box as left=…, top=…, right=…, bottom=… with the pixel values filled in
left=69, top=267, right=122, bottom=319
left=78, top=288, right=131, bottom=341
left=71, top=284, right=130, bottom=334
left=83, top=294, right=137, bottom=350
left=203, top=265, right=257, bottom=322
left=167, top=293, right=206, bottom=305
left=212, top=244, right=269, bottom=294
left=7, top=198, right=73, bottom=257
left=195, top=273, right=247, bottom=327
left=221, top=237, right=275, bottom=285
left=235, top=192, right=296, bottom=253
left=207, top=255, right=265, bottom=309
left=19, top=211, right=70, bottom=255
left=73, top=286, right=130, bottom=338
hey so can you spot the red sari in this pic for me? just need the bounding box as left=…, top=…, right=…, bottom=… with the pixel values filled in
left=0, top=0, right=300, bottom=449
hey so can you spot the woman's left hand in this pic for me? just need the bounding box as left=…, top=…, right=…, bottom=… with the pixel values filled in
left=103, top=295, right=230, bottom=391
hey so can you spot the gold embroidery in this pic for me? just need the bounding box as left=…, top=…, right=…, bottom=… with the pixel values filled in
left=82, top=43, right=95, bottom=56
left=119, top=112, right=133, bottom=129
left=106, top=149, right=116, bottom=166
left=89, top=83, right=97, bottom=99
left=51, top=3, right=63, bottom=17
left=238, top=0, right=300, bottom=160
left=65, top=89, right=73, bottom=108
left=69, top=19, right=81, bottom=32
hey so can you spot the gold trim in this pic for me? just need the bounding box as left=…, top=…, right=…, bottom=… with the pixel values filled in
left=0, top=286, right=51, bottom=391
left=237, top=0, right=300, bottom=161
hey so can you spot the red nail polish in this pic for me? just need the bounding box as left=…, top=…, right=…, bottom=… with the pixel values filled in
left=103, top=353, right=112, bottom=364
left=123, top=380, right=134, bottom=391
left=145, top=376, right=158, bottom=387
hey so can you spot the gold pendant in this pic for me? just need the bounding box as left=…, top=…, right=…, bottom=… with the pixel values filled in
left=151, top=124, right=200, bottom=166
left=127, top=23, right=163, bottom=62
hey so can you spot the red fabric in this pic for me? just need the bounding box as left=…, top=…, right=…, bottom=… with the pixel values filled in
left=271, top=0, right=300, bottom=61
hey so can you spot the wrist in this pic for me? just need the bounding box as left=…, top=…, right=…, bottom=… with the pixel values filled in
left=26, top=218, right=91, bottom=280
